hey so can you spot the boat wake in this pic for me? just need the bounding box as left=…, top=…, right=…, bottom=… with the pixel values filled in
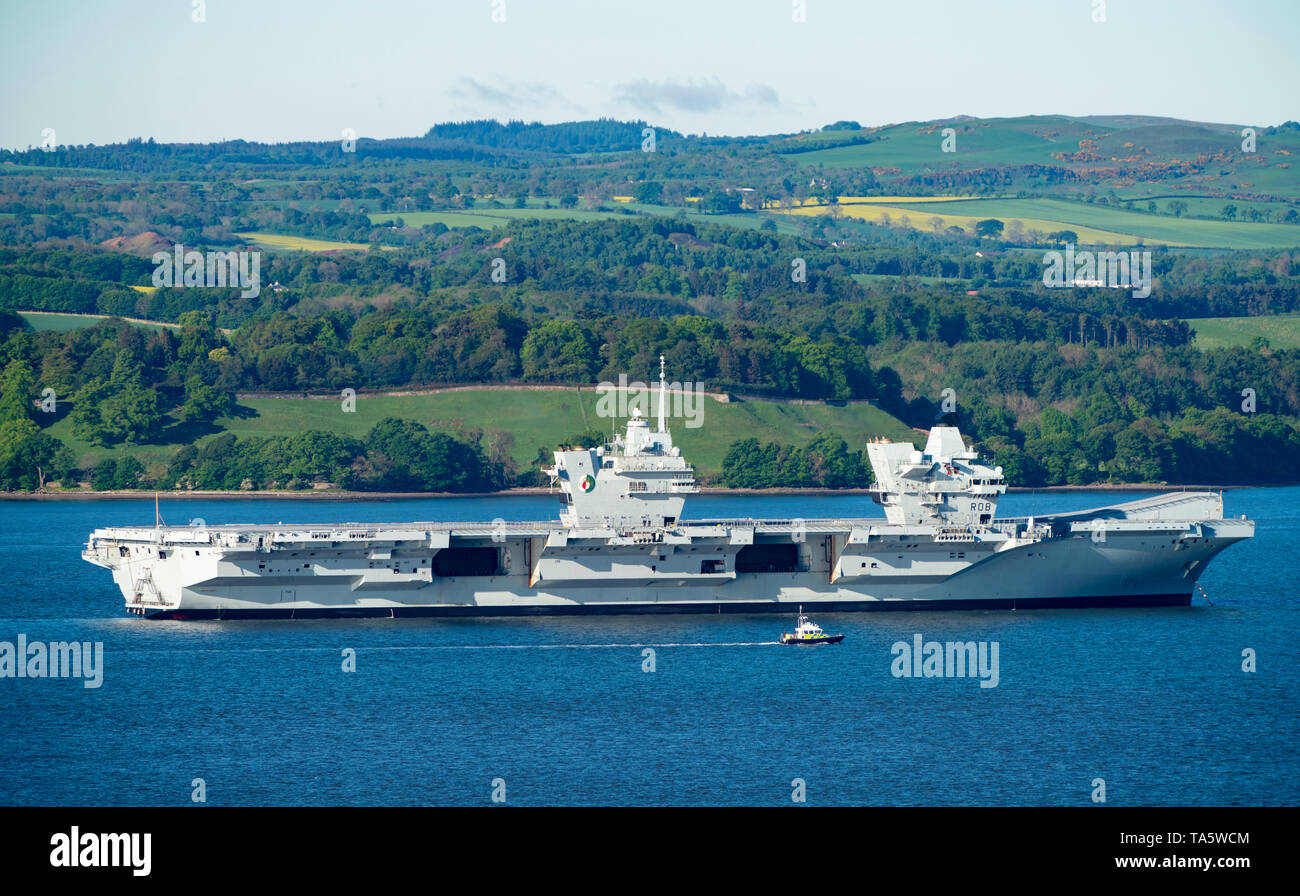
left=407, top=641, right=785, bottom=650
left=127, top=641, right=783, bottom=655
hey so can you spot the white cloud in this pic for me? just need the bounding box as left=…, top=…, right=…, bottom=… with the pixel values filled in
left=612, top=77, right=781, bottom=115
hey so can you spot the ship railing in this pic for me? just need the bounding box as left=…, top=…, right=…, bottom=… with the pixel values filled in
left=689, top=518, right=853, bottom=530
left=614, top=458, right=693, bottom=471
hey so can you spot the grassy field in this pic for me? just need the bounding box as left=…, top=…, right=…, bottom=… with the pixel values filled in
left=776, top=201, right=1148, bottom=245
left=368, top=202, right=807, bottom=236
left=776, top=195, right=977, bottom=206
left=19, top=311, right=177, bottom=333
left=851, top=273, right=968, bottom=287
left=369, top=207, right=637, bottom=229
left=1186, top=314, right=1300, bottom=350
left=795, top=118, right=1085, bottom=170
left=769, top=194, right=1300, bottom=249
left=236, top=232, right=376, bottom=252
left=1111, top=195, right=1296, bottom=222
left=629, top=203, right=806, bottom=236
left=886, top=197, right=1300, bottom=250
left=45, top=387, right=919, bottom=482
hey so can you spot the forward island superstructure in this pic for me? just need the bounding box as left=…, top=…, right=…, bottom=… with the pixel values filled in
left=83, top=362, right=1254, bottom=619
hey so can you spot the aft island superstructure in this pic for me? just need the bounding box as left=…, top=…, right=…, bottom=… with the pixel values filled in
left=84, top=363, right=1254, bottom=619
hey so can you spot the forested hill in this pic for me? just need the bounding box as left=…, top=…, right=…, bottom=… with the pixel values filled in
left=0, top=119, right=697, bottom=172
left=423, top=119, right=688, bottom=152
left=1, top=114, right=1299, bottom=492
left=6, top=115, right=1298, bottom=201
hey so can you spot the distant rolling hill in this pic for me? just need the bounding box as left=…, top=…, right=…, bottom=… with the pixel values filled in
left=794, top=114, right=1300, bottom=202
left=771, top=115, right=1300, bottom=249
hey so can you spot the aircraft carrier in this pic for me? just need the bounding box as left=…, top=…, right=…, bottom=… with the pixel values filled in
left=83, top=366, right=1254, bottom=619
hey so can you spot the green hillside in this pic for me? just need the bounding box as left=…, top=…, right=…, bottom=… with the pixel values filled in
left=796, top=116, right=1300, bottom=202
left=1186, top=314, right=1300, bottom=350
left=43, top=387, right=919, bottom=484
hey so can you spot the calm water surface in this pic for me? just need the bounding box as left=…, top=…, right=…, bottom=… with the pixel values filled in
left=1, top=489, right=1296, bottom=805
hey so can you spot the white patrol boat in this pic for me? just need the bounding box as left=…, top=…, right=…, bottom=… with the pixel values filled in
left=780, top=608, right=844, bottom=645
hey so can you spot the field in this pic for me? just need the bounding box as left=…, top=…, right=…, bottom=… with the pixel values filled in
left=44, top=387, right=919, bottom=483
left=770, top=194, right=1300, bottom=249
left=776, top=201, right=1148, bottom=245
left=370, top=190, right=1300, bottom=252
left=1186, top=314, right=1300, bottom=351
left=369, top=202, right=807, bottom=236
left=886, top=197, right=1300, bottom=250
left=235, top=232, right=376, bottom=252
left=781, top=116, right=1300, bottom=247
left=795, top=118, right=1088, bottom=171
left=1111, top=195, right=1296, bottom=221
left=626, top=203, right=805, bottom=235
left=19, top=311, right=177, bottom=333
left=368, top=206, right=638, bottom=229
left=852, top=273, right=968, bottom=287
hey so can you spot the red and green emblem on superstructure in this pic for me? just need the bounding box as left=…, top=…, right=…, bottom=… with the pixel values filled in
left=579, top=474, right=596, bottom=492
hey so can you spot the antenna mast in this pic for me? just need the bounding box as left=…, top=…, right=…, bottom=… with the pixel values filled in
left=657, top=354, right=666, bottom=434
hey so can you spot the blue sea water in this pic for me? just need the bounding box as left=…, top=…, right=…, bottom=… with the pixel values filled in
left=1, top=488, right=1296, bottom=806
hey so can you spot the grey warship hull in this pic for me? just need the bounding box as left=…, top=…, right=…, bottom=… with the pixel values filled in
left=83, top=492, right=1251, bottom=620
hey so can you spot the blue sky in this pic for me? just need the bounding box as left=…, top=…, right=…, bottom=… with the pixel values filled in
left=2, top=0, right=1296, bottom=148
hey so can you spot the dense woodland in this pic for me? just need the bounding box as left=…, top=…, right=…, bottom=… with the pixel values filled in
left=2, top=119, right=1299, bottom=491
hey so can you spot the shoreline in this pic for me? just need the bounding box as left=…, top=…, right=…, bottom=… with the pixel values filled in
left=1, top=483, right=1276, bottom=501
